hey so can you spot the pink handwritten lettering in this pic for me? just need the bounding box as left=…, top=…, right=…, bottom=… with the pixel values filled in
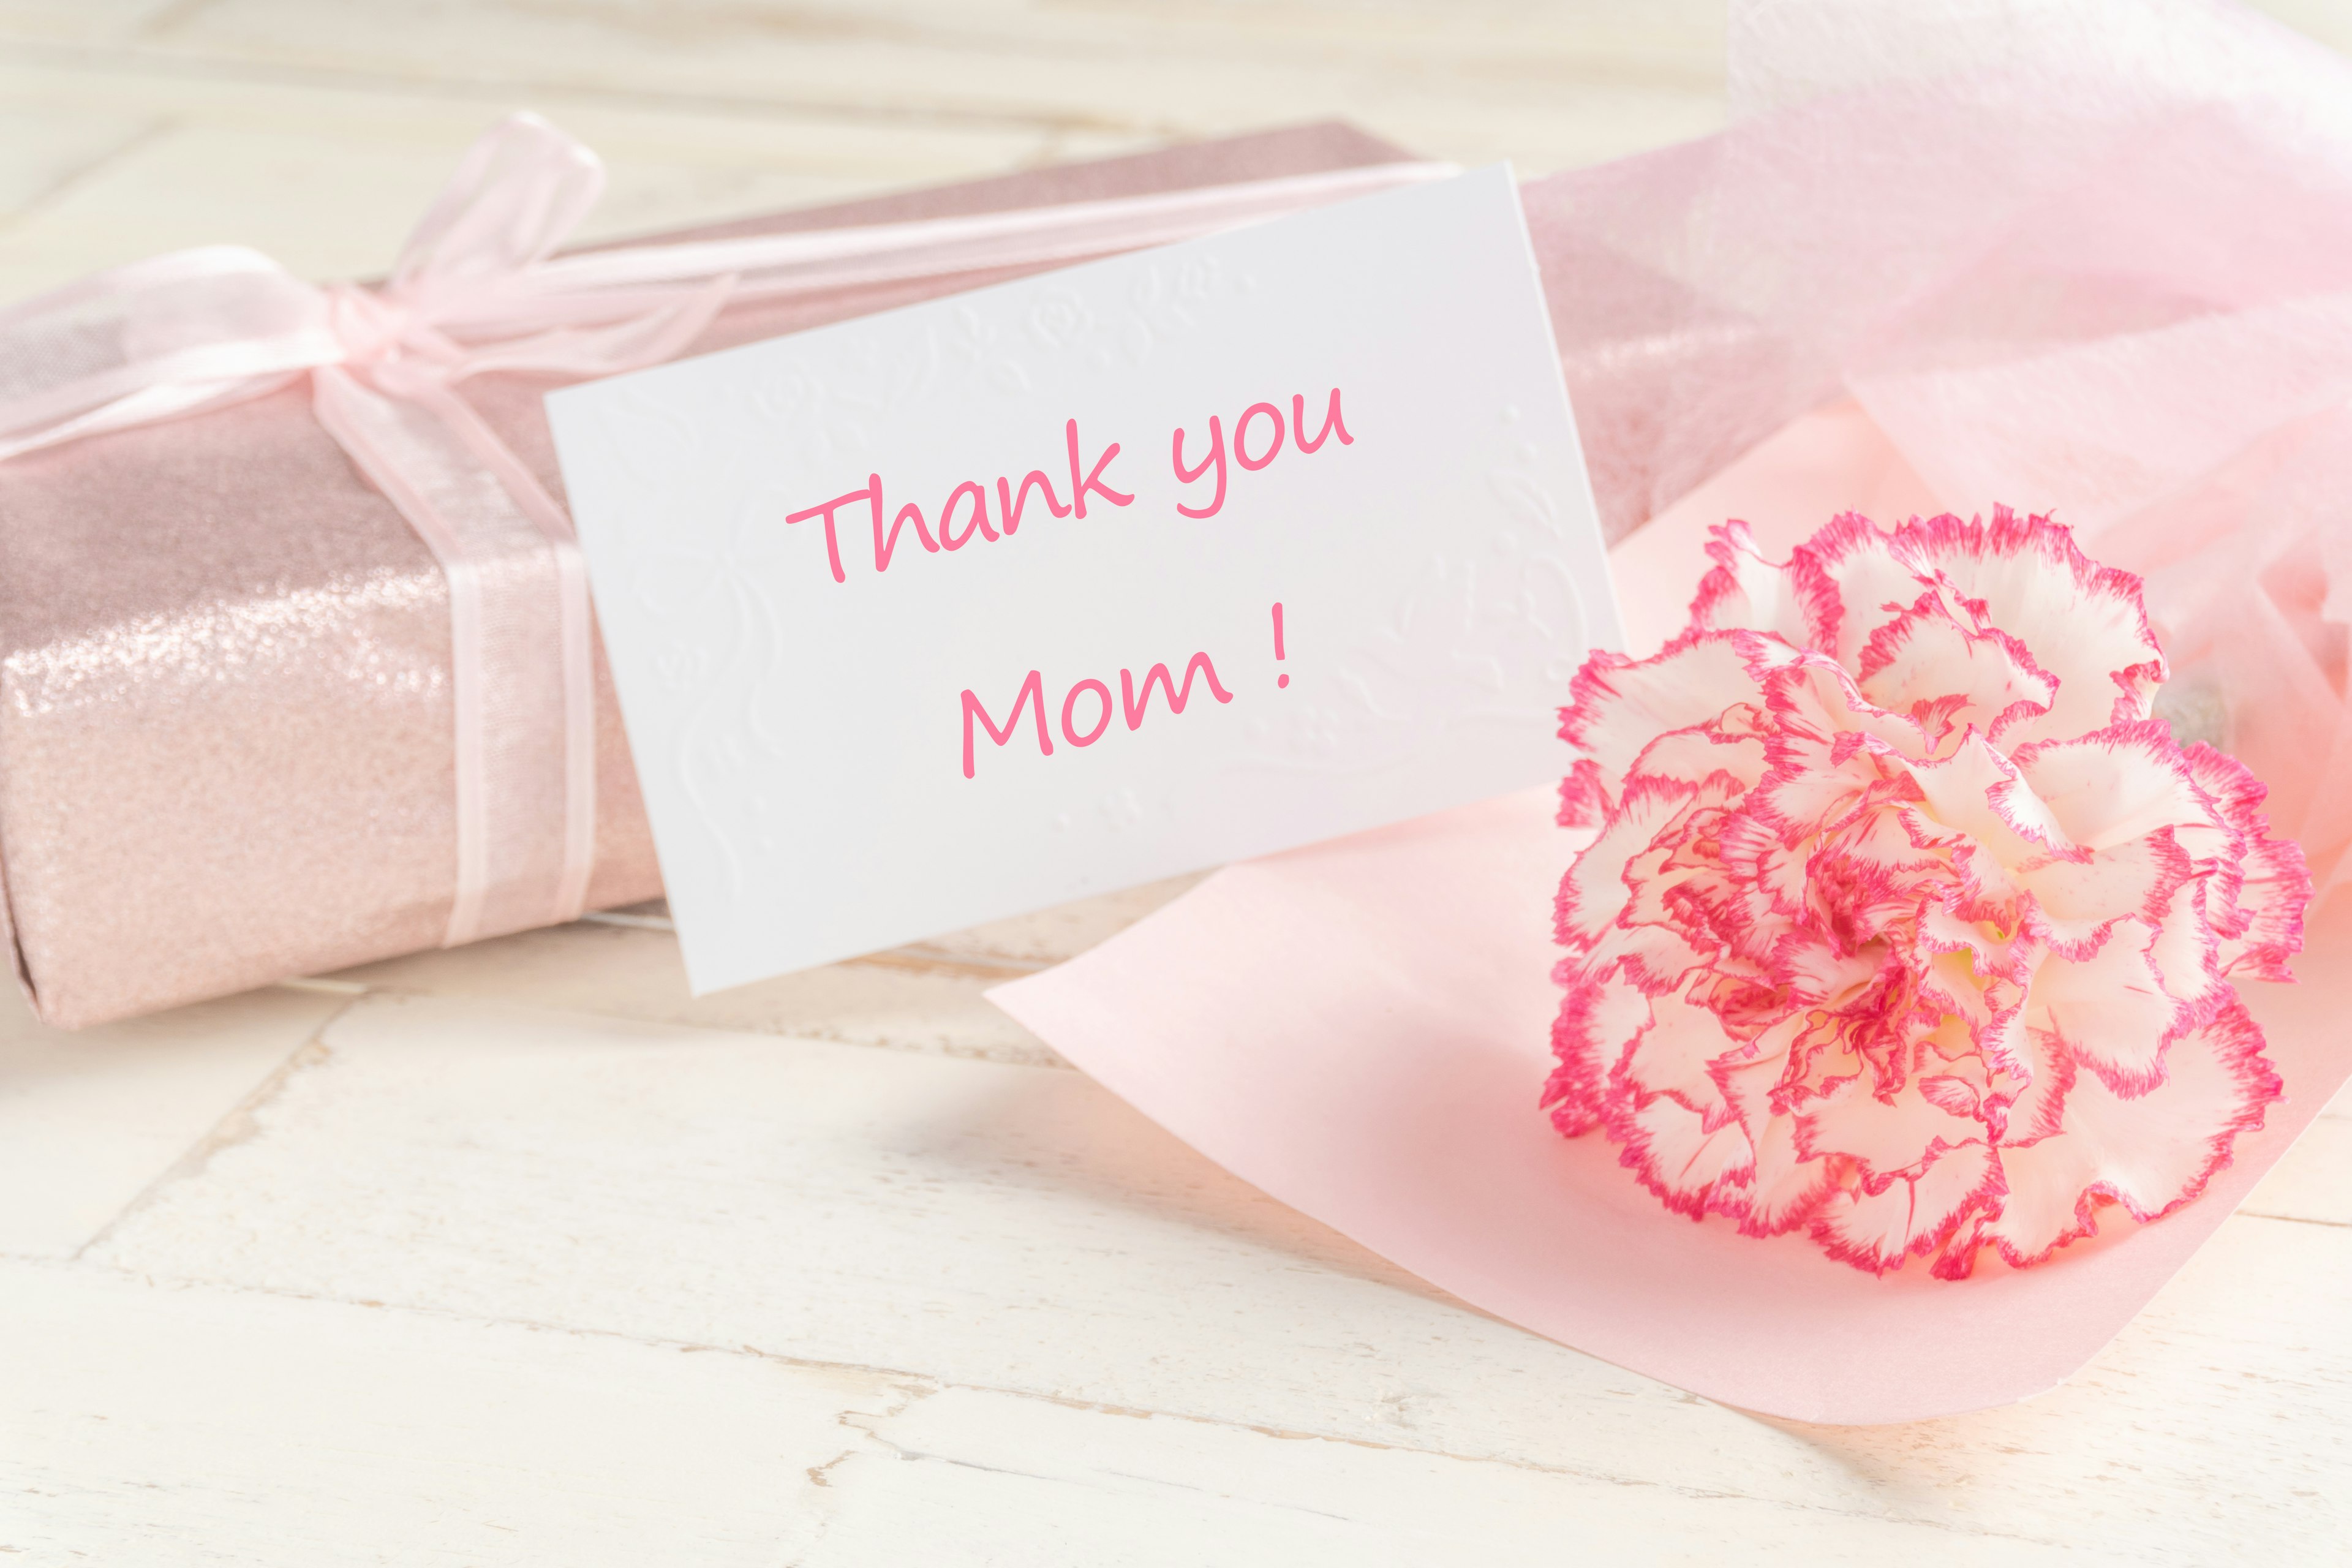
left=1061, top=678, right=1115, bottom=747
left=1120, top=654, right=1234, bottom=728
left=938, top=480, right=997, bottom=550
left=788, top=398, right=1339, bottom=584
left=1065, top=419, right=1133, bottom=518
left=789, top=426, right=1099, bottom=584
left=1166, top=389, right=1349, bottom=519
left=1234, top=401, right=1284, bottom=471
left=996, top=470, right=1070, bottom=536
left=783, top=477, right=876, bottom=585
left=1293, top=388, right=1352, bottom=453
left=961, top=669, right=1054, bottom=780
left=876, top=492, right=940, bottom=573
left=963, top=650, right=1234, bottom=778
left=1172, top=417, right=1227, bottom=519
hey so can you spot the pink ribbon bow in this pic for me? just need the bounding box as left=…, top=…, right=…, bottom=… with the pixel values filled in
left=0, top=114, right=1448, bottom=949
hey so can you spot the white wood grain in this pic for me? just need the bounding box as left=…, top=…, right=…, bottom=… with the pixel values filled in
left=0, top=0, right=178, bottom=46
left=128, top=0, right=1732, bottom=169
left=75, top=992, right=2352, bottom=1560
left=797, top=1384, right=2111, bottom=1567
left=0, top=982, right=344, bottom=1258
left=0, top=102, right=153, bottom=222
left=323, top=876, right=1202, bottom=1066
left=328, top=918, right=1068, bottom=1065
left=1, top=1257, right=2128, bottom=1567
left=2, top=1259, right=873, bottom=1564
left=0, top=53, right=1099, bottom=298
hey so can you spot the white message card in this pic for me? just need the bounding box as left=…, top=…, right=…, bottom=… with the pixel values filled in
left=548, top=166, right=1621, bottom=993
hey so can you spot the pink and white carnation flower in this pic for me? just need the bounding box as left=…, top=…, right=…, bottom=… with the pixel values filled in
left=1551, top=508, right=2311, bottom=1278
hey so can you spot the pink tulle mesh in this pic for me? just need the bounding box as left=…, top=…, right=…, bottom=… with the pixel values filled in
left=1526, top=0, right=2352, bottom=889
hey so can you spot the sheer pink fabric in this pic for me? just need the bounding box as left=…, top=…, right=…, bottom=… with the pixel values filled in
left=1524, top=0, right=2352, bottom=888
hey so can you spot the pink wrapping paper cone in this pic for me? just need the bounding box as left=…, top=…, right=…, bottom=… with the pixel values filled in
left=992, top=403, right=2352, bottom=1423
left=992, top=0, right=2352, bottom=1415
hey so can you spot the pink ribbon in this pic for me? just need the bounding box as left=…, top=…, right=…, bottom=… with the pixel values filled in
left=0, top=114, right=1450, bottom=948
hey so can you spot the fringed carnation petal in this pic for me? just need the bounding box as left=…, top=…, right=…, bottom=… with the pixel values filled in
left=1894, top=508, right=2167, bottom=744
left=1977, top=1003, right=2279, bottom=1267
left=1795, top=1075, right=1991, bottom=1186
left=1904, top=732, right=2075, bottom=868
left=1810, top=1139, right=2005, bottom=1276
left=2012, top=831, right=2192, bottom=954
left=1738, top=1113, right=1838, bottom=1237
left=1855, top=599, right=2057, bottom=744
left=1545, top=964, right=1652, bottom=1136
left=1801, top=511, right=1939, bottom=671
left=2013, top=721, right=2216, bottom=854
left=2025, top=919, right=2188, bottom=1098
left=1624, top=728, right=1771, bottom=796
left=1620, top=1093, right=1756, bottom=1219
left=1616, top=986, right=1746, bottom=1119
left=1690, top=521, right=1841, bottom=650
left=1551, top=508, right=2305, bottom=1277
left=1556, top=778, right=1695, bottom=950
left=2144, top=874, right=2229, bottom=1026
left=1991, top=1023, right=2077, bottom=1149
left=1558, top=635, right=1763, bottom=811
left=2226, top=835, right=2313, bottom=981
left=1714, top=1044, right=1830, bottom=1223
left=2176, top=742, right=2311, bottom=979
left=1763, top=654, right=1936, bottom=763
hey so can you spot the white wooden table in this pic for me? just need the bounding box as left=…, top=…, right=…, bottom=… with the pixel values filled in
left=6, top=4, right=2351, bottom=1561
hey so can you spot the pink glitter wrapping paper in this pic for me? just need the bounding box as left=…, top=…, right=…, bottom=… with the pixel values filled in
left=0, top=124, right=1436, bottom=1027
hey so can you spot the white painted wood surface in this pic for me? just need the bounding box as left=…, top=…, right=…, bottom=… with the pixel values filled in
left=4, top=4, right=2350, bottom=1562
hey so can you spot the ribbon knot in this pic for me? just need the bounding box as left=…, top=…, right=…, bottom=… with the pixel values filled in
left=0, top=112, right=676, bottom=948
left=322, top=284, right=451, bottom=373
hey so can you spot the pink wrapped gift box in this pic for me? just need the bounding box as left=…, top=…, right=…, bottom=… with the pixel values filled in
left=0, top=123, right=1449, bottom=1027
